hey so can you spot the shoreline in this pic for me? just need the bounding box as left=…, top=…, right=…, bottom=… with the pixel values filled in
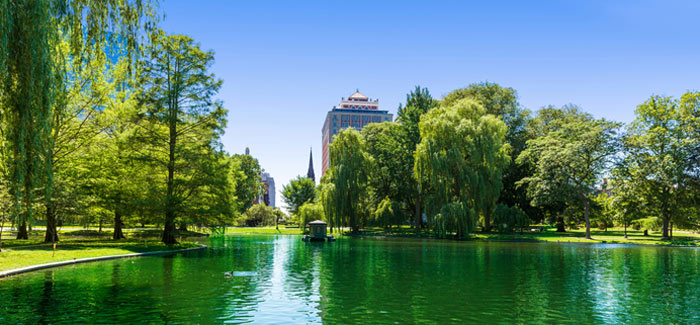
left=340, top=232, right=700, bottom=248
left=0, top=244, right=207, bottom=279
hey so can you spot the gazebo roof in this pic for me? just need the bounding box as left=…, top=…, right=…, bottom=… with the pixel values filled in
left=308, top=220, right=327, bottom=225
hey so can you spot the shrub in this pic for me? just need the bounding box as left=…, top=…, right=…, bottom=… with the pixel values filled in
left=237, top=203, right=275, bottom=227
left=492, top=204, right=530, bottom=233
left=631, top=217, right=661, bottom=231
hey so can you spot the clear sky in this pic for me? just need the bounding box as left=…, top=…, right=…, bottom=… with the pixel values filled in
left=159, top=0, right=700, bottom=213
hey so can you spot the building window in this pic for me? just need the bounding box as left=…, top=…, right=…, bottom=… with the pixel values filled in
left=333, top=122, right=336, bottom=127
left=333, top=115, right=337, bottom=120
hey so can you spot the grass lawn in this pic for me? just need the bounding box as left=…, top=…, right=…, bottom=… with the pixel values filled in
left=0, top=230, right=200, bottom=273
left=353, top=225, right=700, bottom=246
left=225, top=227, right=301, bottom=235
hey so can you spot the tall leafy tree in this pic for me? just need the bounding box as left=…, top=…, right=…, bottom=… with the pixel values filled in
left=0, top=0, right=156, bottom=240
left=396, top=86, right=437, bottom=232
left=135, top=32, right=226, bottom=244
left=441, top=82, right=532, bottom=230
left=322, top=128, right=368, bottom=233
left=415, top=98, right=509, bottom=238
left=620, top=94, right=698, bottom=239
left=361, top=122, right=413, bottom=228
left=518, top=106, right=620, bottom=239
left=229, top=153, right=263, bottom=215
left=281, top=175, right=316, bottom=217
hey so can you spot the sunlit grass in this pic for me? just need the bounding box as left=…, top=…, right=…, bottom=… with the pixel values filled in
left=0, top=233, right=200, bottom=272
left=349, top=225, right=700, bottom=246
left=224, top=227, right=301, bottom=235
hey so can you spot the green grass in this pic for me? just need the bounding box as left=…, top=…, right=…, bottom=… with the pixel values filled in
left=352, top=226, right=700, bottom=246
left=224, top=227, right=301, bottom=235
left=0, top=230, right=200, bottom=273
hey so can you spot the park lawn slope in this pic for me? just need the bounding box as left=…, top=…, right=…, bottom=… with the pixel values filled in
left=353, top=226, right=700, bottom=246
left=225, top=227, right=301, bottom=235
left=0, top=238, right=199, bottom=272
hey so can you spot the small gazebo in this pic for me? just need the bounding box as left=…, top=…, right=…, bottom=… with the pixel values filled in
left=303, top=220, right=335, bottom=242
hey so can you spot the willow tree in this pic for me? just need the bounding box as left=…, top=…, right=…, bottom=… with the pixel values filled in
left=441, top=82, right=532, bottom=230
left=135, top=32, right=226, bottom=244
left=319, top=176, right=337, bottom=233
left=0, top=0, right=156, bottom=241
left=323, top=128, right=368, bottom=233
left=415, top=98, right=509, bottom=238
left=518, top=106, right=620, bottom=239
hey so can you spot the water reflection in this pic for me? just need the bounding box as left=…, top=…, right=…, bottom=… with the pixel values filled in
left=1, top=236, right=700, bottom=323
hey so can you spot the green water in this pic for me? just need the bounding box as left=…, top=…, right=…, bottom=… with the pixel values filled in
left=2, top=235, right=700, bottom=324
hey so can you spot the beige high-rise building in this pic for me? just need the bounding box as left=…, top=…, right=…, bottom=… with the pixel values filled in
left=321, top=90, right=393, bottom=175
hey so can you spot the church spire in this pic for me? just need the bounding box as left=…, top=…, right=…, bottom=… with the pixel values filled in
left=307, top=147, right=315, bottom=183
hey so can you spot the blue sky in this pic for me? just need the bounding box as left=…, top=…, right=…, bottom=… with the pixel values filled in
left=160, top=0, right=700, bottom=212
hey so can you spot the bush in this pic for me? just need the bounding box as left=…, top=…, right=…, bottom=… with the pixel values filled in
left=631, top=217, right=661, bottom=231
left=492, top=204, right=530, bottom=233
left=237, top=203, right=275, bottom=227
left=373, top=197, right=402, bottom=229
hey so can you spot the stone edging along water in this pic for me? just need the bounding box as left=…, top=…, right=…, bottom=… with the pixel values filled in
left=0, top=244, right=207, bottom=279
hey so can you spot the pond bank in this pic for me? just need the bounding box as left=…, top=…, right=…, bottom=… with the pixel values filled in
left=0, top=243, right=206, bottom=278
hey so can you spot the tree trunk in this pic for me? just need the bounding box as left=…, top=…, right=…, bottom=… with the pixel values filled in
left=98, top=219, right=103, bottom=233
left=0, top=219, right=4, bottom=252
left=414, top=191, right=420, bottom=234
left=162, top=104, right=178, bottom=245
left=16, top=219, right=28, bottom=240
left=556, top=216, right=566, bottom=232
left=483, top=205, right=492, bottom=233
left=669, top=221, right=673, bottom=240
left=44, top=202, right=59, bottom=243
left=113, top=210, right=125, bottom=240
left=661, top=214, right=670, bottom=239
left=624, top=222, right=628, bottom=239
left=661, top=189, right=670, bottom=239
left=583, top=196, right=591, bottom=239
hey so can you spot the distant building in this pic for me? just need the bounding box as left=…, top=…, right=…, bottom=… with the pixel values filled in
left=246, top=147, right=275, bottom=208
left=255, top=172, right=276, bottom=208
left=321, top=90, right=393, bottom=174
left=307, top=148, right=315, bottom=183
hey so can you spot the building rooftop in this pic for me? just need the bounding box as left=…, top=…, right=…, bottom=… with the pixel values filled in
left=348, top=90, right=369, bottom=101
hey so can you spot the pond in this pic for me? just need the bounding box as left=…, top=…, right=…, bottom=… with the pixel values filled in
left=1, top=235, right=700, bottom=323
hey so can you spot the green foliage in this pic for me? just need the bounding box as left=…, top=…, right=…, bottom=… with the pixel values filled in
left=592, top=193, right=614, bottom=231
left=620, top=93, right=700, bottom=238
left=441, top=82, right=536, bottom=225
left=396, top=86, right=437, bottom=229
left=492, top=204, right=530, bottom=233
left=361, top=122, right=413, bottom=215
left=298, top=202, right=324, bottom=233
left=415, top=97, right=510, bottom=238
left=322, top=128, right=368, bottom=233
left=229, top=153, right=263, bottom=215
left=281, top=175, right=316, bottom=217
left=518, top=105, right=620, bottom=239
left=238, top=203, right=275, bottom=227
left=632, top=217, right=662, bottom=232
left=135, top=32, right=227, bottom=244
left=0, top=0, right=157, bottom=242
left=372, top=197, right=402, bottom=229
